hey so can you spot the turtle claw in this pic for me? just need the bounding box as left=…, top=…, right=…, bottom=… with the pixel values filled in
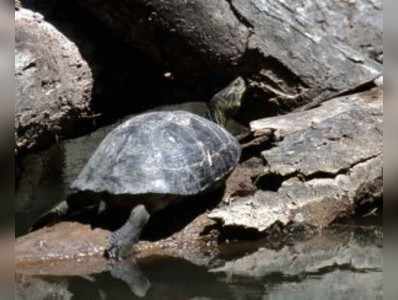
left=104, top=246, right=120, bottom=261
left=104, top=240, right=129, bottom=261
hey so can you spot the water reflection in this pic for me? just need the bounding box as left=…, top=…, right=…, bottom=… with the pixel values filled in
left=16, top=224, right=382, bottom=300
left=16, top=257, right=234, bottom=300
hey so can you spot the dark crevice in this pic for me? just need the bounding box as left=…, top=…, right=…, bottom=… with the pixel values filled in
left=21, top=61, right=37, bottom=71
left=256, top=154, right=381, bottom=193
left=297, top=77, right=379, bottom=112
left=215, top=221, right=316, bottom=249
left=238, top=54, right=311, bottom=115
left=304, top=154, right=381, bottom=181
left=254, top=173, right=285, bottom=192
left=240, top=136, right=277, bottom=162
left=225, top=0, right=254, bottom=30
left=333, top=79, right=380, bottom=99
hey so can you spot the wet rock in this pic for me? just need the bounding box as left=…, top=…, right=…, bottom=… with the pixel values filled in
left=209, top=88, right=383, bottom=231
left=77, top=0, right=381, bottom=110
left=16, top=213, right=218, bottom=274
left=15, top=8, right=94, bottom=156
left=16, top=222, right=108, bottom=271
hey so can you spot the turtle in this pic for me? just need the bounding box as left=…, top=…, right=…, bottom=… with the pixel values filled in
left=75, top=111, right=241, bottom=259
left=36, top=77, right=246, bottom=260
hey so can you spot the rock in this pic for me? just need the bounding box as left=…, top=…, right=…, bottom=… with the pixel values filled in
left=15, top=8, right=94, bottom=156
left=16, top=214, right=219, bottom=274
left=16, top=222, right=109, bottom=271
left=78, top=0, right=381, bottom=110
left=261, top=105, right=382, bottom=180
left=209, top=88, right=383, bottom=231
left=279, top=0, right=383, bottom=63
left=250, top=87, right=383, bottom=138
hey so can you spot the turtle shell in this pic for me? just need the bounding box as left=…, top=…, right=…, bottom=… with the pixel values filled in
left=71, top=111, right=241, bottom=197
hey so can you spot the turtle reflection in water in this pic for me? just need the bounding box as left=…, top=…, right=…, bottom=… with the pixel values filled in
left=38, top=77, right=246, bottom=260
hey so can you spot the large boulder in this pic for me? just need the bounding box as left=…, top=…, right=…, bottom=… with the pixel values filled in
left=77, top=0, right=381, bottom=111
left=15, top=8, right=94, bottom=156
left=280, top=0, right=383, bottom=63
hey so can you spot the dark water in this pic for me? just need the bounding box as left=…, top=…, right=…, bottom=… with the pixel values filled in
left=15, top=221, right=383, bottom=300
left=15, top=128, right=383, bottom=300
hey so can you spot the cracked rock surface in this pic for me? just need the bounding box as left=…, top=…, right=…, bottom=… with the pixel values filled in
left=209, top=88, right=383, bottom=231
left=281, top=0, right=383, bottom=63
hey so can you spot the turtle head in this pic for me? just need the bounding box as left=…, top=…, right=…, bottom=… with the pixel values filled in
left=209, top=77, right=247, bottom=127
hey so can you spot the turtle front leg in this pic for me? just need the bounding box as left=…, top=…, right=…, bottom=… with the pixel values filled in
left=105, top=205, right=150, bottom=260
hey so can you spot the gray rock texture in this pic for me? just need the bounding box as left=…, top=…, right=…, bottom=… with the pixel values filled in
left=78, top=0, right=381, bottom=110
left=209, top=88, right=383, bottom=231
left=15, top=8, right=94, bottom=155
left=280, top=0, right=383, bottom=63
